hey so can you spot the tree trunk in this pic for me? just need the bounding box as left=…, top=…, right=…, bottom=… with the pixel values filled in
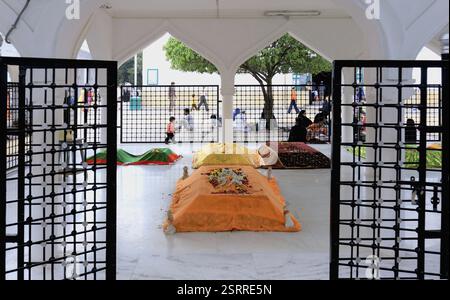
left=260, top=78, right=275, bottom=130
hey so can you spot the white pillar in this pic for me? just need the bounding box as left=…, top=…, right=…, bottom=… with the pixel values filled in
left=7, top=66, right=19, bottom=82
left=221, top=72, right=235, bottom=144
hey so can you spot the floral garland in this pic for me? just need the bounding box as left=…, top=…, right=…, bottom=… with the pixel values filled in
left=206, top=168, right=250, bottom=194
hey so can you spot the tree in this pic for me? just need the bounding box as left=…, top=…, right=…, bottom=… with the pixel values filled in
left=164, top=34, right=331, bottom=125
left=118, top=52, right=143, bottom=86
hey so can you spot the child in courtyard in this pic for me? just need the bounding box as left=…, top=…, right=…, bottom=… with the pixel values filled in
left=182, top=108, right=195, bottom=132
left=165, top=116, right=176, bottom=144
left=191, top=94, right=198, bottom=111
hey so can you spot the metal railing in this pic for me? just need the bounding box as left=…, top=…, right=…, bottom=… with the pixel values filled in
left=233, top=84, right=331, bottom=143
left=330, top=59, right=449, bottom=280
left=120, top=85, right=221, bottom=143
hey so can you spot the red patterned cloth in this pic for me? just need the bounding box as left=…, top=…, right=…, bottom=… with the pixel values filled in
left=266, top=142, right=330, bottom=169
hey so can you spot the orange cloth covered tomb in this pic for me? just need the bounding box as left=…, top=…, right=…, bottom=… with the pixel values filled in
left=163, top=166, right=301, bottom=233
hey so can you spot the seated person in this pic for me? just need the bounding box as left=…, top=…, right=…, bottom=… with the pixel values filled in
left=288, top=118, right=307, bottom=142
left=307, top=120, right=328, bottom=141
left=297, top=110, right=313, bottom=128
left=314, top=111, right=326, bottom=124
left=405, top=119, right=417, bottom=144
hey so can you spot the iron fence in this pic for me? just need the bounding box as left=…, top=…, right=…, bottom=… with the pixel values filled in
left=404, top=86, right=442, bottom=142
left=330, top=59, right=449, bottom=280
left=6, top=82, right=31, bottom=171
left=233, top=84, right=331, bottom=143
left=6, top=82, right=19, bottom=170
left=1, top=57, right=117, bottom=280
left=120, top=85, right=221, bottom=143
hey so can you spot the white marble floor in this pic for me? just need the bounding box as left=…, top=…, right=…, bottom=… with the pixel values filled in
left=4, top=142, right=444, bottom=279
left=116, top=143, right=333, bottom=280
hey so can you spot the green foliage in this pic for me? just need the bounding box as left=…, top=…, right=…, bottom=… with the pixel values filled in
left=163, top=34, right=331, bottom=82
left=346, top=146, right=442, bottom=169
left=118, top=52, right=143, bottom=85
left=238, top=34, right=331, bottom=83
left=164, top=38, right=218, bottom=74
left=163, top=34, right=332, bottom=123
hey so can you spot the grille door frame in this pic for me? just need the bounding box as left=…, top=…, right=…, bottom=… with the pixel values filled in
left=330, top=58, right=449, bottom=280
left=0, top=57, right=117, bottom=280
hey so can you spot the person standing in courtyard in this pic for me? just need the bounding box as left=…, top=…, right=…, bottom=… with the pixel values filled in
left=191, top=94, right=198, bottom=111
left=169, top=82, right=177, bottom=113
left=198, top=89, right=209, bottom=111
left=321, top=99, right=331, bottom=117
left=319, top=81, right=326, bottom=102
left=165, top=116, right=176, bottom=144
left=312, top=87, right=319, bottom=102
left=356, top=87, right=366, bottom=103
left=288, top=87, right=300, bottom=114
left=306, top=80, right=314, bottom=104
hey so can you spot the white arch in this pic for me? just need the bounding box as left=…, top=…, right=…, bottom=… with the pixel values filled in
left=52, top=0, right=102, bottom=59
left=0, top=32, right=21, bottom=57
left=50, top=0, right=390, bottom=70
left=405, top=21, right=449, bottom=59
left=227, top=17, right=366, bottom=74
left=228, top=23, right=292, bottom=75
left=0, top=0, right=32, bottom=56
left=331, top=0, right=390, bottom=59
left=392, top=0, right=449, bottom=58
left=54, top=15, right=227, bottom=74
left=112, top=20, right=227, bottom=74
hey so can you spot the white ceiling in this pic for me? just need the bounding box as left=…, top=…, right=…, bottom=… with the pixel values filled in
left=102, top=0, right=348, bottom=18
left=1, top=0, right=48, bottom=31
left=390, top=0, right=436, bottom=30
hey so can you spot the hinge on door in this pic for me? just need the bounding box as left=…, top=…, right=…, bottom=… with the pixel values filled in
left=409, top=176, right=422, bottom=206
left=431, top=185, right=440, bottom=212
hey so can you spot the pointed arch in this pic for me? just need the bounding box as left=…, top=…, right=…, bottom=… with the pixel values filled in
left=112, top=20, right=226, bottom=74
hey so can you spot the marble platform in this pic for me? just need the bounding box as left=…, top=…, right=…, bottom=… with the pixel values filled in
left=116, top=143, right=332, bottom=280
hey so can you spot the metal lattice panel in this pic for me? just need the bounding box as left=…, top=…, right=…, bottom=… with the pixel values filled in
left=1, top=57, right=117, bottom=280
left=6, top=82, right=32, bottom=171
left=404, top=86, right=442, bottom=142
left=233, top=85, right=331, bottom=143
left=6, top=82, right=20, bottom=170
left=120, top=85, right=220, bottom=143
left=330, top=59, right=449, bottom=280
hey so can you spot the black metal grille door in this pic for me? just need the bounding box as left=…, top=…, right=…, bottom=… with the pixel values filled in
left=330, top=58, right=449, bottom=280
left=120, top=85, right=220, bottom=143
left=0, top=57, right=117, bottom=280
